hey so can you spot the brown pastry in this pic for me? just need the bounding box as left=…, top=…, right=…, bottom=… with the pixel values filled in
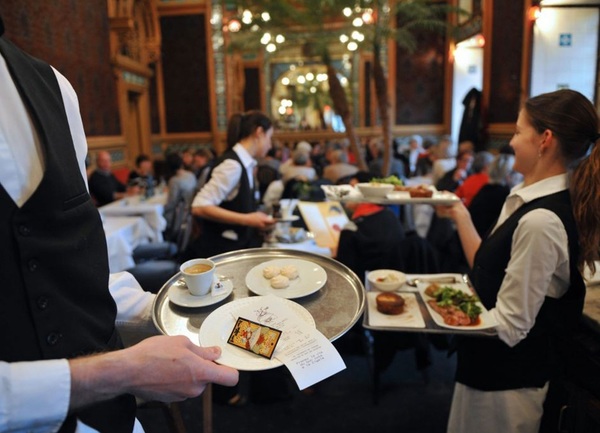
left=408, top=186, right=433, bottom=198
left=376, top=292, right=405, bottom=315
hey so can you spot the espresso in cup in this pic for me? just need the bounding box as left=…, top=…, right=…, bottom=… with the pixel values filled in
left=184, top=263, right=212, bottom=274
left=180, top=258, right=215, bottom=296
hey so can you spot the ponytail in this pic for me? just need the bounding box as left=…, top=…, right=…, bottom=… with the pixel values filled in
left=571, top=138, right=600, bottom=274
left=226, top=113, right=244, bottom=150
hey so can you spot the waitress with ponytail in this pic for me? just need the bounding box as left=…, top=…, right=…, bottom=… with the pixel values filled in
left=438, top=89, right=600, bottom=433
left=187, top=111, right=275, bottom=258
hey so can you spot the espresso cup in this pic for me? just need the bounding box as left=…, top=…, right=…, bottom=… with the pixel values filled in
left=180, top=258, right=215, bottom=296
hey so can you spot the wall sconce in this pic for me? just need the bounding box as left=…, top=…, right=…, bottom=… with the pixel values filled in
left=528, top=6, right=542, bottom=21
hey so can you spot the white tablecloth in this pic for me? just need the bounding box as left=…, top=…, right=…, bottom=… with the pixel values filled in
left=99, top=193, right=167, bottom=241
left=103, top=216, right=156, bottom=272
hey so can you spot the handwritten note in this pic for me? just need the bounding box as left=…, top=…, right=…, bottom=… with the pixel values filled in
left=233, top=295, right=346, bottom=390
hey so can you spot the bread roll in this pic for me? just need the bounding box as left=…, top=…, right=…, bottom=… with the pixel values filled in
left=376, top=292, right=405, bottom=315
left=280, top=265, right=299, bottom=280
left=263, top=265, right=281, bottom=279
left=270, top=275, right=290, bottom=289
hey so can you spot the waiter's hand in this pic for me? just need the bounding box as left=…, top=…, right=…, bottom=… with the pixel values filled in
left=68, top=335, right=239, bottom=409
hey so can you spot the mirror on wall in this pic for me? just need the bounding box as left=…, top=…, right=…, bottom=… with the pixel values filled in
left=269, top=60, right=352, bottom=132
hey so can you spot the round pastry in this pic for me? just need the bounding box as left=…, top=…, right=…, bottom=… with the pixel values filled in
left=270, top=275, right=290, bottom=289
left=375, top=292, right=405, bottom=315
left=408, top=186, right=433, bottom=198
left=263, top=265, right=281, bottom=279
left=280, top=265, right=299, bottom=280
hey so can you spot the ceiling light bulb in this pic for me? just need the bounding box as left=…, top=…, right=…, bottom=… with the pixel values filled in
left=347, top=41, right=358, bottom=51
left=266, top=43, right=276, bottom=53
left=262, top=12, right=271, bottom=22
left=261, top=33, right=272, bottom=44
left=275, top=34, right=285, bottom=44
left=242, top=10, right=253, bottom=24
left=352, top=17, right=363, bottom=27
left=340, top=34, right=349, bottom=43
left=228, top=19, right=241, bottom=32
left=343, top=7, right=352, bottom=17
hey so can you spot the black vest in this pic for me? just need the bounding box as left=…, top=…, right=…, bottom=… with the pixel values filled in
left=190, top=150, right=260, bottom=257
left=456, top=190, right=585, bottom=391
left=0, top=37, right=135, bottom=432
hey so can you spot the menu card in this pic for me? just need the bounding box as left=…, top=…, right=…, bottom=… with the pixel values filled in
left=297, top=201, right=349, bottom=248
left=233, top=295, right=346, bottom=390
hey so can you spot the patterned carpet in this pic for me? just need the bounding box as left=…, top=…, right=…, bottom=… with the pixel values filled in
left=137, top=332, right=457, bottom=433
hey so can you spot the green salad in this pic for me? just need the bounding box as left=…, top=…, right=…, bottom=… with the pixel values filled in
left=369, top=175, right=403, bottom=186
left=426, top=285, right=482, bottom=319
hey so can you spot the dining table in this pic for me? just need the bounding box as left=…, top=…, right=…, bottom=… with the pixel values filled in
left=103, top=216, right=157, bottom=273
left=98, top=193, right=167, bottom=241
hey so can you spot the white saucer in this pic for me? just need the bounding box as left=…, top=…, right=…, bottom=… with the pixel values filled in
left=168, top=278, right=233, bottom=308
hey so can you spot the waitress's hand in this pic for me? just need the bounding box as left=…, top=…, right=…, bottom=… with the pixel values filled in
left=245, top=211, right=276, bottom=229
left=435, top=200, right=469, bottom=222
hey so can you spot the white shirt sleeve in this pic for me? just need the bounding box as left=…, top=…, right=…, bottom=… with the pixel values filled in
left=490, top=208, right=570, bottom=347
left=109, top=272, right=156, bottom=332
left=191, top=158, right=243, bottom=207
left=0, top=359, right=70, bottom=433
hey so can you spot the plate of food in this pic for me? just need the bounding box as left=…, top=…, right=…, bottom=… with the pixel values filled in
left=366, top=292, right=426, bottom=329
left=418, top=282, right=497, bottom=330
left=386, top=187, right=461, bottom=205
left=245, top=259, right=327, bottom=299
left=198, top=296, right=315, bottom=370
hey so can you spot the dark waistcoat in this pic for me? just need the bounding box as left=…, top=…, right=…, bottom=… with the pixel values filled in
left=193, top=150, right=259, bottom=257
left=0, top=37, right=135, bottom=432
left=456, top=190, right=585, bottom=391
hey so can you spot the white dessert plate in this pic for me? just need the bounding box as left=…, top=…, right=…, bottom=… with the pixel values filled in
left=385, top=190, right=461, bottom=205
left=245, top=259, right=327, bottom=299
left=168, top=277, right=233, bottom=308
left=198, top=296, right=315, bottom=370
left=366, top=292, right=426, bottom=329
left=417, top=282, right=497, bottom=330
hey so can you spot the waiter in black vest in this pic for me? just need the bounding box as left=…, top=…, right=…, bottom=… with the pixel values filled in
left=0, top=17, right=238, bottom=432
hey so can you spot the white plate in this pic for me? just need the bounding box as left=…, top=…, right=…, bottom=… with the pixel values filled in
left=245, top=259, right=327, bottom=299
left=168, top=277, right=233, bottom=308
left=385, top=191, right=461, bottom=205
left=274, top=215, right=300, bottom=223
left=320, top=184, right=362, bottom=200
left=198, top=296, right=315, bottom=370
left=417, top=282, right=497, bottom=330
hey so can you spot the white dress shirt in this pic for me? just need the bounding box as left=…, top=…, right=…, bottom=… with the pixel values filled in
left=191, top=143, right=256, bottom=207
left=0, top=52, right=151, bottom=433
left=448, top=173, right=571, bottom=433
left=489, top=174, right=570, bottom=347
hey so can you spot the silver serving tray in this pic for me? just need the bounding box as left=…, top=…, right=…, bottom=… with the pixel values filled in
left=152, top=248, right=365, bottom=343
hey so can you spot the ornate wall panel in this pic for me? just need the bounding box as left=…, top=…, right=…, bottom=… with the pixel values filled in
left=394, top=14, right=446, bottom=125
left=160, top=13, right=210, bottom=132
left=488, top=0, right=524, bottom=124
left=0, top=0, right=121, bottom=136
